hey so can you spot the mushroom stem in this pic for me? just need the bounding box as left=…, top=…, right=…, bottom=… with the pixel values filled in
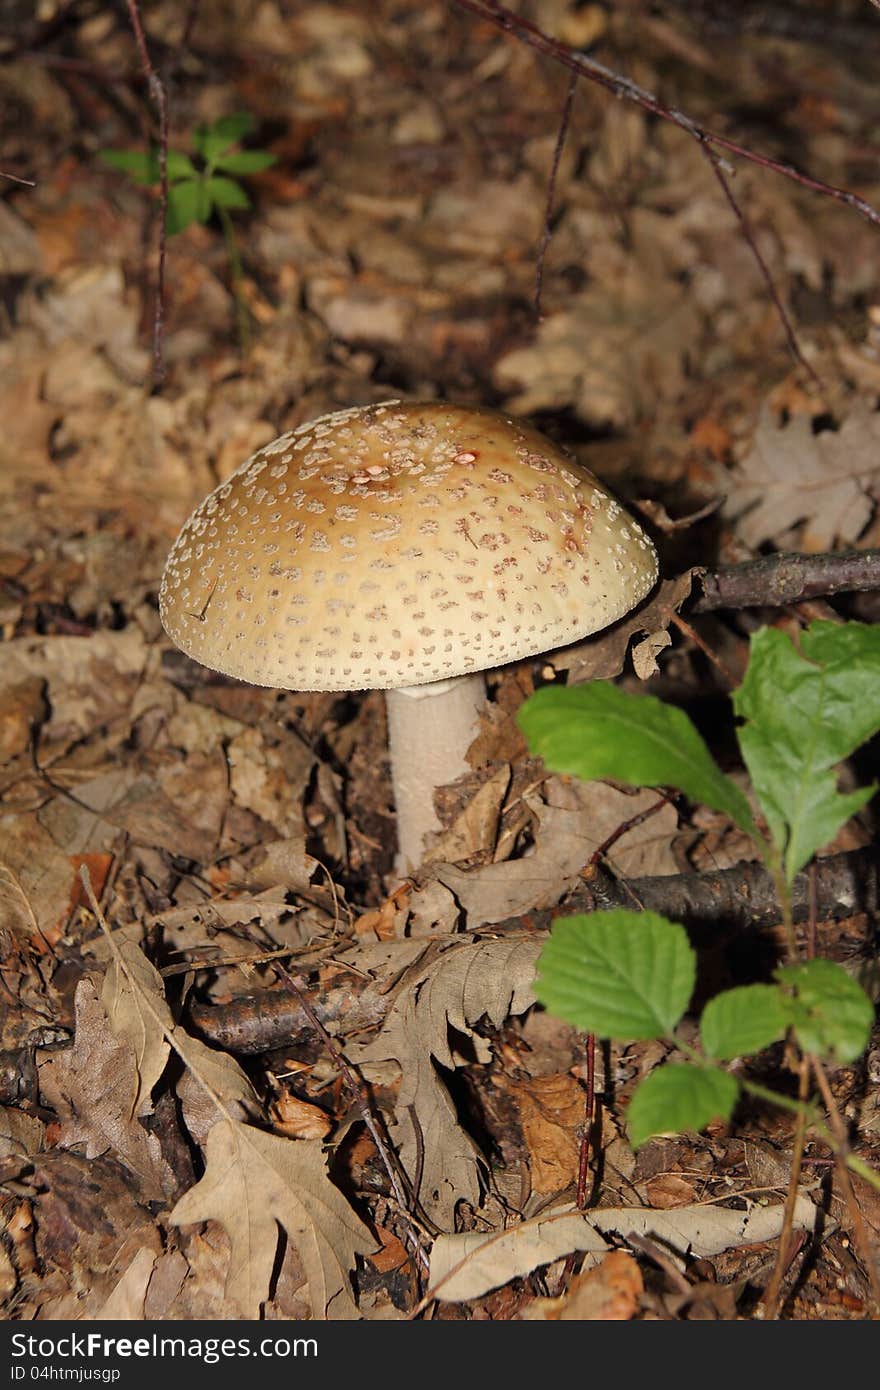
left=385, top=674, right=485, bottom=873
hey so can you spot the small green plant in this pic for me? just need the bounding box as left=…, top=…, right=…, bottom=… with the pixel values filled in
left=517, top=620, right=880, bottom=1172
left=100, top=112, right=276, bottom=345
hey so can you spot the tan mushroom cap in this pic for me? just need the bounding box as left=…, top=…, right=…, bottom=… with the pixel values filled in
left=159, top=401, right=658, bottom=691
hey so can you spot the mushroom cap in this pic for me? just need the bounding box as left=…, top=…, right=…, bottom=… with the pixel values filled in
left=159, top=401, right=658, bottom=691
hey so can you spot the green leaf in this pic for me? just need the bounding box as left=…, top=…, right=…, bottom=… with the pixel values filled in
left=518, top=682, right=758, bottom=839
left=628, top=1065, right=739, bottom=1148
left=166, top=179, right=210, bottom=234
left=535, top=910, right=696, bottom=1040
left=734, top=622, right=880, bottom=882
left=777, top=959, right=874, bottom=1064
left=205, top=176, right=251, bottom=211
left=701, top=984, right=788, bottom=1060
left=166, top=150, right=199, bottom=181
left=214, top=150, right=277, bottom=175
left=194, top=112, right=256, bottom=164
left=100, top=148, right=159, bottom=184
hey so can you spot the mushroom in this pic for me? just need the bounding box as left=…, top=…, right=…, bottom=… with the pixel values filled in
left=159, top=401, right=658, bottom=871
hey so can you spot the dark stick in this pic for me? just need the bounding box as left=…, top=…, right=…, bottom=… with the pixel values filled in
left=124, top=0, right=168, bottom=388
left=190, top=846, right=879, bottom=1055
left=449, top=0, right=880, bottom=229
left=693, top=549, right=880, bottom=613
left=535, top=71, right=577, bottom=319
left=700, top=143, right=821, bottom=388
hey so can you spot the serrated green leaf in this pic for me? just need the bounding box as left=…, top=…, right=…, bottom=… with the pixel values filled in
left=205, top=176, right=251, bottom=211
left=628, top=1065, right=739, bottom=1148
left=100, top=148, right=159, bottom=184
left=777, top=959, right=875, bottom=1063
left=518, top=682, right=758, bottom=839
left=195, top=112, right=256, bottom=164
left=166, top=150, right=199, bottom=181
left=701, top=984, right=788, bottom=1061
left=214, top=150, right=277, bottom=174
left=535, top=910, right=696, bottom=1040
left=734, top=622, right=880, bottom=882
left=164, top=179, right=202, bottom=233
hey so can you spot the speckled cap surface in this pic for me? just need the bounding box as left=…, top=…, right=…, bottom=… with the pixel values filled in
left=159, top=401, right=658, bottom=691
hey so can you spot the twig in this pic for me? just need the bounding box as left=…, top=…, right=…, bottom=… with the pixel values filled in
left=191, top=845, right=880, bottom=1055
left=760, top=1053, right=811, bottom=1318
left=670, top=610, right=737, bottom=685
left=810, top=1054, right=880, bottom=1312
left=699, top=142, right=821, bottom=387
left=693, top=549, right=880, bottom=612
left=449, top=0, right=880, bottom=229
left=535, top=71, right=577, bottom=319
left=0, top=170, right=35, bottom=187
left=123, top=0, right=168, bottom=388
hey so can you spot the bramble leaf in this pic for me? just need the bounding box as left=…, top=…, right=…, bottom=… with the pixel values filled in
left=206, top=176, right=251, bottom=211
left=628, top=1065, right=739, bottom=1148
left=100, top=149, right=159, bottom=184
left=518, top=682, right=758, bottom=840
left=214, top=150, right=276, bottom=175
left=195, top=112, right=256, bottom=164
left=535, top=910, right=695, bottom=1040
left=734, top=622, right=880, bottom=882
left=166, top=180, right=202, bottom=233
left=701, top=984, right=788, bottom=1061
left=777, top=959, right=874, bottom=1064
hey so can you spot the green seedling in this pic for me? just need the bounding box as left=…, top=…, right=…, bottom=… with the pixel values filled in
left=101, top=112, right=276, bottom=346
left=518, top=620, right=880, bottom=1175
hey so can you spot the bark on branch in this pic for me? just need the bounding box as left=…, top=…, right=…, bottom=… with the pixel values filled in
left=693, top=549, right=880, bottom=612
left=189, top=846, right=878, bottom=1054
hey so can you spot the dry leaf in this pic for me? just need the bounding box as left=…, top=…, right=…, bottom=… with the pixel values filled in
left=501, top=1072, right=583, bottom=1195
left=37, top=978, right=171, bottom=1199
left=722, top=402, right=880, bottom=550
left=525, top=1250, right=643, bottom=1320
left=93, top=1247, right=158, bottom=1320
left=101, top=941, right=172, bottom=1118
left=353, top=936, right=539, bottom=1226
left=170, top=1119, right=375, bottom=1319
left=271, top=1091, right=332, bottom=1140
left=430, top=1195, right=819, bottom=1302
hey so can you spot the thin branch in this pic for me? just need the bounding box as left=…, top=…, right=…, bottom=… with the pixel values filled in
left=190, top=845, right=880, bottom=1054
left=449, top=0, right=880, bottom=229
left=693, top=548, right=880, bottom=612
left=699, top=141, right=821, bottom=387
left=535, top=71, right=577, bottom=318
left=123, top=0, right=168, bottom=389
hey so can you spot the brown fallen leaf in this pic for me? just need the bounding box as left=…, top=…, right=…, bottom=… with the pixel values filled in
left=501, top=1072, right=583, bottom=1196
left=645, top=1174, right=699, bottom=1209
left=429, top=1195, right=820, bottom=1302
left=525, top=1250, right=644, bottom=1320
left=353, top=936, right=539, bottom=1227
left=270, top=1090, right=332, bottom=1140
left=722, top=401, right=880, bottom=551
left=37, top=977, right=172, bottom=1200
left=170, top=1119, right=375, bottom=1319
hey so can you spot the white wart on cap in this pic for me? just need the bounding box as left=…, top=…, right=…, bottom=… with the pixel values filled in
left=159, top=400, right=658, bottom=691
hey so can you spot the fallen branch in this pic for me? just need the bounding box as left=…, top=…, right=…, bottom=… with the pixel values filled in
left=693, top=549, right=880, bottom=612
left=189, top=846, right=878, bottom=1054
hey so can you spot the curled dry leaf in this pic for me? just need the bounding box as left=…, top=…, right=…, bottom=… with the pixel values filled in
left=352, top=936, right=539, bottom=1226
left=524, top=1250, right=644, bottom=1320
left=429, top=1195, right=819, bottom=1302
left=170, top=1119, right=375, bottom=1319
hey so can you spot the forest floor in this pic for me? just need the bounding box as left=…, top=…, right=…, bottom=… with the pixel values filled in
left=2, top=0, right=880, bottom=1321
